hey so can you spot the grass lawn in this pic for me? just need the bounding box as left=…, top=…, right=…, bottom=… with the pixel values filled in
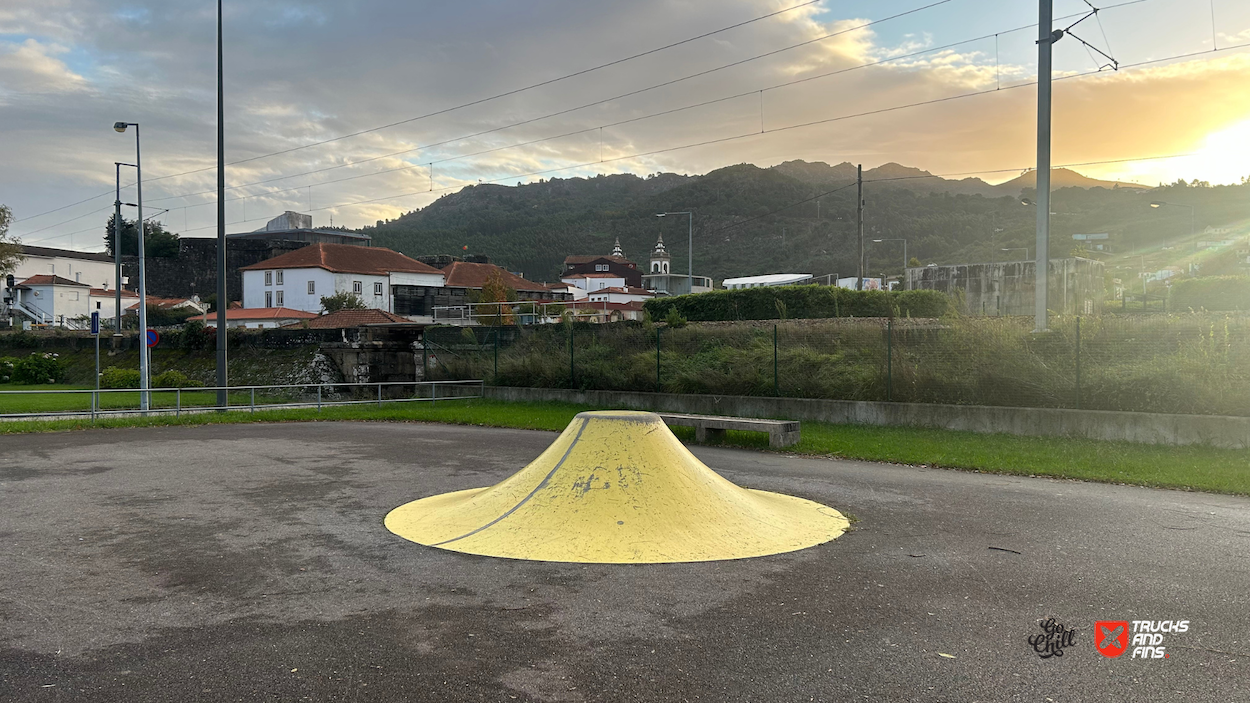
left=0, top=384, right=366, bottom=415
left=1, top=397, right=1247, bottom=496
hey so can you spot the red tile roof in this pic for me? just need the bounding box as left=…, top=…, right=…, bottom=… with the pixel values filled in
left=192, top=307, right=318, bottom=322
left=18, top=274, right=89, bottom=287
left=240, top=243, right=443, bottom=275
left=127, top=296, right=200, bottom=311
left=295, top=309, right=413, bottom=329
left=441, top=261, right=549, bottom=292
left=563, top=255, right=636, bottom=266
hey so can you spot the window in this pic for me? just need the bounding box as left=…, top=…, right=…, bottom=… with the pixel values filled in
left=373, top=282, right=383, bottom=296
left=265, top=291, right=273, bottom=307
left=352, top=280, right=362, bottom=294
left=595, top=264, right=608, bottom=272
left=276, top=271, right=284, bottom=285
left=75, top=272, right=82, bottom=282
left=264, top=271, right=273, bottom=286
left=276, top=291, right=284, bottom=306
left=307, top=280, right=315, bottom=295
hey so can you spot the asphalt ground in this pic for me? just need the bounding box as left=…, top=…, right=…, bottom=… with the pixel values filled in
left=1, top=421, right=1248, bottom=702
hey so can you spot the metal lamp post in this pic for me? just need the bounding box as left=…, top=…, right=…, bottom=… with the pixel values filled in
left=656, top=211, right=693, bottom=293
left=114, top=121, right=150, bottom=411
left=872, top=238, right=907, bottom=289
left=112, top=162, right=136, bottom=344
left=1150, top=201, right=1195, bottom=251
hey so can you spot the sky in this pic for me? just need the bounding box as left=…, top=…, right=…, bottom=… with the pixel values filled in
left=2, top=0, right=1249, bottom=250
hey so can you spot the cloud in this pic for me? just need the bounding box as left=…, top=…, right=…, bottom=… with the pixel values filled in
left=2, top=0, right=1249, bottom=246
left=0, top=38, right=87, bottom=93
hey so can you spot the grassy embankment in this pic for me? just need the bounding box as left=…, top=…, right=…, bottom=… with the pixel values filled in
left=1, top=397, right=1247, bottom=496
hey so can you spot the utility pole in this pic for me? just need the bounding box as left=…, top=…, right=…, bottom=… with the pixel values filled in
left=216, top=0, right=229, bottom=407
left=856, top=164, right=865, bottom=291
left=112, top=163, right=128, bottom=344
left=1034, top=0, right=1060, bottom=332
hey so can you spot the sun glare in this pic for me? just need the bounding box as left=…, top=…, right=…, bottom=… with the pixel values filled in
left=1186, top=118, right=1250, bottom=185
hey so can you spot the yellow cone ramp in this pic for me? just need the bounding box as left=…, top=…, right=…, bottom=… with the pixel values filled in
left=385, top=411, right=849, bottom=563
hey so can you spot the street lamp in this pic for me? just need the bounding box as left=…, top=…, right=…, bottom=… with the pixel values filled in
left=112, top=162, right=136, bottom=341
left=872, top=238, right=908, bottom=290
left=1150, top=201, right=1195, bottom=251
left=655, top=211, right=693, bottom=293
left=1001, top=247, right=1029, bottom=261
left=114, top=121, right=150, bottom=411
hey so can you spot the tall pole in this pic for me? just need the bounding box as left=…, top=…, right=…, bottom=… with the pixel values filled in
left=216, top=0, right=229, bottom=407
left=1034, top=0, right=1056, bottom=332
left=686, top=211, right=693, bottom=291
left=113, top=164, right=124, bottom=334
left=856, top=164, right=865, bottom=290
left=134, top=125, right=150, bottom=410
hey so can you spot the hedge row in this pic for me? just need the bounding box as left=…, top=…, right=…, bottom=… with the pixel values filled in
left=1168, top=276, right=1250, bottom=312
left=641, top=285, right=952, bottom=321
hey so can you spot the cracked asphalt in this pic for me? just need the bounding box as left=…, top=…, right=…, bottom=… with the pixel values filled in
left=1, top=421, right=1248, bottom=701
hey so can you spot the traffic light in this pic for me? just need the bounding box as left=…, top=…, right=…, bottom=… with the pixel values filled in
left=5, top=274, right=13, bottom=289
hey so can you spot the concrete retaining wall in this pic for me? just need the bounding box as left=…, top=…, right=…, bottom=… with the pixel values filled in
left=483, top=386, right=1250, bottom=449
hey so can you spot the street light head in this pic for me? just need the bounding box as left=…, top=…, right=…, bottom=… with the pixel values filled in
left=1019, top=197, right=1034, bottom=206
left=113, top=122, right=129, bottom=133
left=1150, top=201, right=1165, bottom=208
left=654, top=213, right=666, bottom=218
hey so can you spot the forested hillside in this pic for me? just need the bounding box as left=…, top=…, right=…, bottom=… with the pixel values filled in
left=363, top=161, right=1250, bottom=284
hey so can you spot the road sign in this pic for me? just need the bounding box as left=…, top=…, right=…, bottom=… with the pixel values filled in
left=90, top=312, right=100, bottom=335
left=146, top=329, right=160, bottom=348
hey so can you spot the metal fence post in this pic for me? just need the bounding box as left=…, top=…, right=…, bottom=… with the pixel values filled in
left=569, top=323, right=575, bottom=389
left=422, top=334, right=429, bottom=381
left=250, top=387, right=255, bottom=413
left=378, top=383, right=383, bottom=408
left=317, top=384, right=322, bottom=412
left=773, top=324, right=779, bottom=397
left=886, top=318, right=893, bottom=402
left=655, top=327, right=661, bottom=393
left=493, top=329, right=499, bottom=384
left=1075, top=316, right=1082, bottom=410
left=176, top=388, right=181, bottom=418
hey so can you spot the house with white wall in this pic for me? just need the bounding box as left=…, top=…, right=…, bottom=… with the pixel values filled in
left=14, top=275, right=92, bottom=326
left=240, top=244, right=445, bottom=314
left=14, top=246, right=118, bottom=290
left=586, top=286, right=655, bottom=305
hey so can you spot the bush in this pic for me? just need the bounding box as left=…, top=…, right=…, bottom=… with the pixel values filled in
left=153, top=369, right=204, bottom=388
left=0, top=356, right=17, bottom=383
left=663, top=307, right=688, bottom=328
left=178, top=319, right=212, bottom=351
left=642, top=285, right=951, bottom=322
left=12, top=352, right=64, bottom=385
left=100, top=366, right=141, bottom=389
left=1168, top=276, right=1250, bottom=311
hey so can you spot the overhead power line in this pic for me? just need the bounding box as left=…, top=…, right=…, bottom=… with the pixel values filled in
left=11, top=0, right=833, bottom=226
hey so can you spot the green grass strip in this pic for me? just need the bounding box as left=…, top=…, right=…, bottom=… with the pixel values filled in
left=1, top=398, right=1247, bottom=496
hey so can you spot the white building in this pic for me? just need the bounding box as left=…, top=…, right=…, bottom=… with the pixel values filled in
left=13, top=245, right=118, bottom=290
left=240, top=243, right=445, bottom=314
left=587, top=286, right=655, bottom=305
left=640, top=234, right=713, bottom=296
left=13, top=275, right=92, bottom=326
left=562, top=272, right=626, bottom=298
left=722, top=273, right=813, bottom=290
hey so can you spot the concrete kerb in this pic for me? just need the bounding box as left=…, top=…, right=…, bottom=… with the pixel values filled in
left=483, top=386, right=1250, bottom=449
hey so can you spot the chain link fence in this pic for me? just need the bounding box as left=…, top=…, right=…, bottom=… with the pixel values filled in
left=423, top=314, right=1250, bottom=417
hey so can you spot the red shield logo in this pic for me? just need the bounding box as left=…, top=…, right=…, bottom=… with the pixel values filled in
left=1095, top=620, right=1129, bottom=658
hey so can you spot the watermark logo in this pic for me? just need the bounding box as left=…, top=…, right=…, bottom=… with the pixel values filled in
left=1028, top=618, right=1078, bottom=659
left=1094, top=620, right=1129, bottom=658
left=1128, top=620, right=1188, bottom=659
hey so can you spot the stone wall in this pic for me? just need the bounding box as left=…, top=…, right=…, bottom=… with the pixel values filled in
left=906, top=257, right=1105, bottom=316
left=123, top=238, right=308, bottom=301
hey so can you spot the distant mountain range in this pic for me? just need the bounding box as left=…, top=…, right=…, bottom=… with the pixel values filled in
left=364, top=160, right=1233, bottom=284
left=770, top=160, right=1149, bottom=197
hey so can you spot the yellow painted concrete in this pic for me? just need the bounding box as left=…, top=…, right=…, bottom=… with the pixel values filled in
left=385, top=411, right=849, bottom=563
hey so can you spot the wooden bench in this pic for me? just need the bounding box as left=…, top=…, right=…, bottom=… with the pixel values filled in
left=657, top=413, right=801, bottom=449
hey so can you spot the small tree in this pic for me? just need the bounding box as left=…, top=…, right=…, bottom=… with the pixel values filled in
left=478, top=269, right=517, bottom=325
left=320, top=291, right=367, bottom=313
left=0, top=205, right=23, bottom=275
left=104, top=214, right=180, bottom=258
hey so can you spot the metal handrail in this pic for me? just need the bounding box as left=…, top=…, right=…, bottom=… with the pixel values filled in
left=0, top=379, right=484, bottom=421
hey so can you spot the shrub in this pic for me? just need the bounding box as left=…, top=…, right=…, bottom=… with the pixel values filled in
left=153, top=369, right=204, bottom=388
left=100, top=366, right=141, bottom=389
left=178, top=319, right=212, bottom=351
left=0, top=356, right=17, bottom=383
left=663, top=307, right=688, bottom=328
left=642, top=285, right=951, bottom=322
left=12, top=352, right=64, bottom=385
left=1168, top=276, right=1250, bottom=311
